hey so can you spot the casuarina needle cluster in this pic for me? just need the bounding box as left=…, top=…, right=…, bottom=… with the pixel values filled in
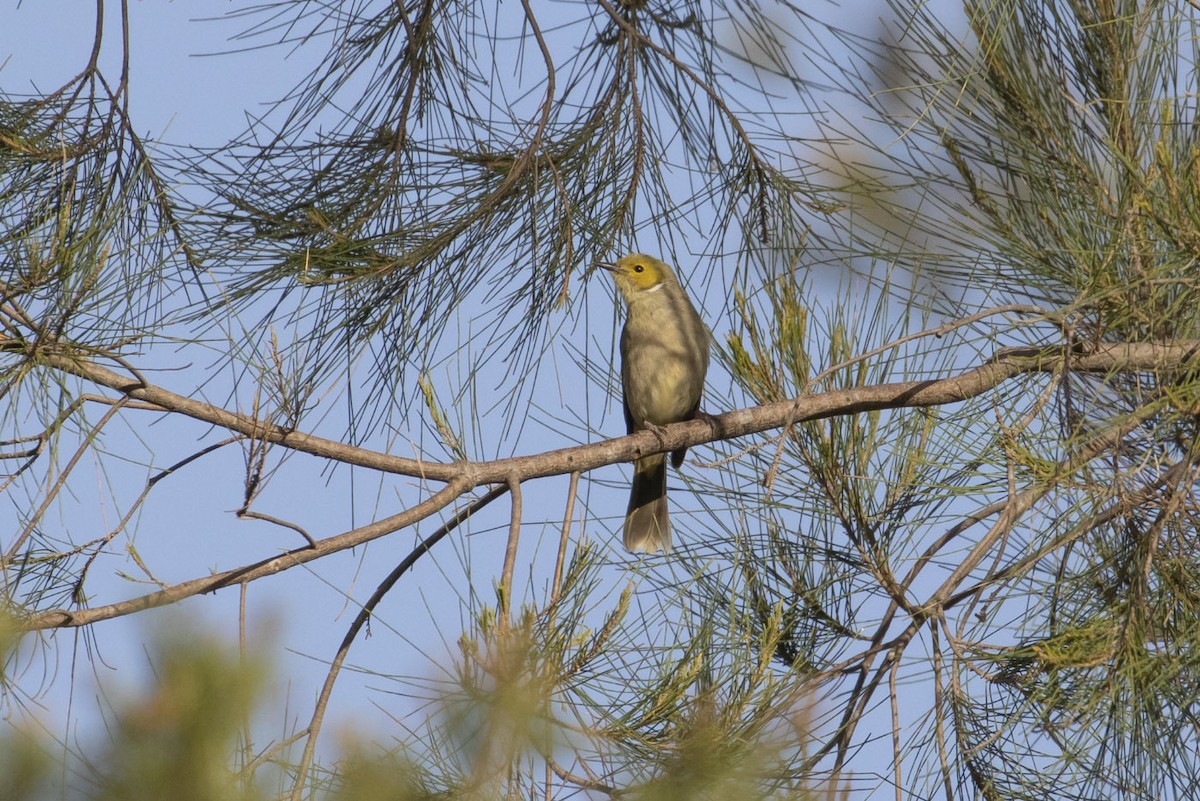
left=601, top=253, right=709, bottom=553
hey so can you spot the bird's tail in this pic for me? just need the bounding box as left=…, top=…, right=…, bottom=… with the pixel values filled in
left=624, top=454, right=670, bottom=553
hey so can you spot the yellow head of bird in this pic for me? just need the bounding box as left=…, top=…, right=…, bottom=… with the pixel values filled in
left=601, top=253, right=676, bottom=303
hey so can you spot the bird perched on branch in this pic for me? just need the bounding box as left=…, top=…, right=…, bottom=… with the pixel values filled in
left=600, top=253, right=709, bottom=553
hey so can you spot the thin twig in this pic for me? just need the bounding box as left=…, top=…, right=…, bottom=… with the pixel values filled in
left=930, top=625, right=955, bottom=801
left=498, top=474, right=524, bottom=624
left=551, top=472, right=580, bottom=606
left=236, top=510, right=317, bottom=549
left=889, top=654, right=902, bottom=801
left=239, top=581, right=253, bottom=772
left=810, top=304, right=1054, bottom=386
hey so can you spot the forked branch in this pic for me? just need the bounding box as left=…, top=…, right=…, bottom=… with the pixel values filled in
left=13, top=339, right=1200, bottom=631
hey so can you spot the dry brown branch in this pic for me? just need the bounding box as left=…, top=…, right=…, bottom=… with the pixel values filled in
left=15, top=338, right=1200, bottom=484
left=14, top=340, right=1200, bottom=632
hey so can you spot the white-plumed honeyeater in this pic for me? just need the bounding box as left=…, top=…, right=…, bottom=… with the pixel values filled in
left=601, top=253, right=709, bottom=553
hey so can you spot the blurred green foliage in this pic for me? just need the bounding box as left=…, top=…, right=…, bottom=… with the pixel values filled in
left=0, top=607, right=826, bottom=800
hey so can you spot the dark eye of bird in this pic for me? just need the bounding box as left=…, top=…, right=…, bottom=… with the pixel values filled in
left=634, top=264, right=644, bottom=273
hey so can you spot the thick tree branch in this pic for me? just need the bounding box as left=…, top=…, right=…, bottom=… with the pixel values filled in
left=15, top=339, right=1200, bottom=484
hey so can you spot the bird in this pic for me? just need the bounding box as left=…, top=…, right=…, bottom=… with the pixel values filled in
left=600, top=253, right=709, bottom=553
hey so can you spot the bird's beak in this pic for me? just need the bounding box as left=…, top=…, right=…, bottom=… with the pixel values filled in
left=595, top=261, right=618, bottom=273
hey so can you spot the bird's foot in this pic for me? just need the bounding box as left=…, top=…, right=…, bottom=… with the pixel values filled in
left=693, top=409, right=722, bottom=438
left=642, top=421, right=670, bottom=451
left=643, top=422, right=672, bottom=448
